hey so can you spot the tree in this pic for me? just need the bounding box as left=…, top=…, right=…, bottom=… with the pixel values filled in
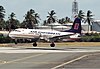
left=47, top=10, right=56, bottom=24
left=58, top=18, right=65, bottom=24
left=0, top=6, right=5, bottom=30
left=0, top=6, right=5, bottom=19
left=78, top=10, right=85, bottom=20
left=65, top=17, right=71, bottom=23
left=43, top=20, right=47, bottom=26
left=22, top=9, right=40, bottom=29
left=58, top=17, right=71, bottom=24
left=86, top=10, right=94, bottom=32
left=20, top=20, right=27, bottom=28
left=6, top=12, right=20, bottom=31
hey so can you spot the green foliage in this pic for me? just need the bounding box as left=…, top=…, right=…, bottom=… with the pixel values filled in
left=0, top=6, right=6, bottom=30
left=0, top=34, right=13, bottom=43
left=6, top=12, right=20, bottom=30
left=21, top=9, right=40, bottom=29
left=78, top=10, right=85, bottom=20
left=47, top=10, right=56, bottom=23
left=81, top=33, right=100, bottom=42
left=0, top=6, right=5, bottom=19
left=58, top=17, right=71, bottom=24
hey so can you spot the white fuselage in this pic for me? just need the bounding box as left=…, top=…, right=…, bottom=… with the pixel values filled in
left=9, top=28, right=74, bottom=39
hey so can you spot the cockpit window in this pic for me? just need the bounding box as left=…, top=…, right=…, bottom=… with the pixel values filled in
left=14, top=30, right=21, bottom=32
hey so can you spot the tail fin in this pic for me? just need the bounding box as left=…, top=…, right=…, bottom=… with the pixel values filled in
left=64, top=18, right=81, bottom=34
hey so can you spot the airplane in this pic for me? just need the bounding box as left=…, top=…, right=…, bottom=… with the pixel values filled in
left=9, top=17, right=81, bottom=47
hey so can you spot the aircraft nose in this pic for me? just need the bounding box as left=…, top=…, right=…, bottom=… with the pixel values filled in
left=9, top=32, right=12, bottom=37
left=9, top=32, right=14, bottom=38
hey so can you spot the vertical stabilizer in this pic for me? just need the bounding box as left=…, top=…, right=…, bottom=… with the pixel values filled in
left=63, top=18, right=81, bottom=34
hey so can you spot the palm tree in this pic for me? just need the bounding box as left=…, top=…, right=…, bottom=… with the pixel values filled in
left=0, top=6, right=5, bottom=19
left=34, top=13, right=40, bottom=25
left=47, top=10, right=56, bottom=24
left=43, top=20, right=47, bottom=26
left=6, top=12, right=20, bottom=31
left=86, top=10, right=94, bottom=32
left=0, top=6, right=5, bottom=30
left=78, top=10, right=85, bottom=20
left=23, top=9, right=40, bottom=29
left=58, top=18, right=65, bottom=24
left=20, top=20, right=27, bottom=28
left=65, top=17, right=71, bottom=23
left=58, top=16, right=71, bottom=24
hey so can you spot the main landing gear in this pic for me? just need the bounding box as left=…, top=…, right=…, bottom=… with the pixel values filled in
left=50, top=42, right=55, bottom=47
left=32, top=42, right=55, bottom=47
left=33, top=42, right=37, bottom=47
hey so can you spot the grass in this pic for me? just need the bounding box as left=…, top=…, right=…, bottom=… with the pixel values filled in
left=55, top=42, right=100, bottom=46
left=0, top=42, right=100, bottom=47
left=37, top=42, right=100, bottom=47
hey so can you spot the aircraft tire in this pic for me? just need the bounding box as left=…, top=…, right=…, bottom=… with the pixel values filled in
left=50, top=42, right=55, bottom=47
left=14, top=39, right=18, bottom=45
left=15, top=41, right=17, bottom=44
left=33, top=42, right=37, bottom=47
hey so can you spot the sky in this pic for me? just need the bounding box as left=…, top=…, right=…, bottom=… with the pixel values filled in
left=0, top=0, right=100, bottom=22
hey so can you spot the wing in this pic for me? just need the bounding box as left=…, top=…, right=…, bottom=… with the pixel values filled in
left=49, top=34, right=74, bottom=42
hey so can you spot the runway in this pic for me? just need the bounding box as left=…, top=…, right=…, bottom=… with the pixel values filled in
left=0, top=45, right=100, bottom=69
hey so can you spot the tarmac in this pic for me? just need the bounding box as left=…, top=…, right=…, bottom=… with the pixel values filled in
left=0, top=42, right=100, bottom=69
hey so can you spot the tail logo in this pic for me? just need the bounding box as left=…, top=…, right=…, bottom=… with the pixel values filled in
left=74, top=23, right=79, bottom=30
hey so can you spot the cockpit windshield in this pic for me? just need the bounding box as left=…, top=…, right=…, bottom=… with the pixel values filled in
left=14, top=30, right=21, bottom=32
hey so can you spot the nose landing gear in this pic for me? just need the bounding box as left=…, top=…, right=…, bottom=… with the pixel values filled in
left=14, top=39, right=18, bottom=44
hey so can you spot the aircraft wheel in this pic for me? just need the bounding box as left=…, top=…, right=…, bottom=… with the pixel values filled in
left=33, top=42, right=37, bottom=47
left=14, top=39, right=18, bottom=44
left=50, top=42, right=55, bottom=47
left=15, top=41, right=18, bottom=44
